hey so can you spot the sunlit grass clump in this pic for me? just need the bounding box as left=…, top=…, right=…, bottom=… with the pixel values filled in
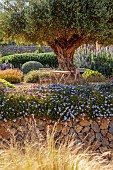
left=0, top=128, right=112, bottom=170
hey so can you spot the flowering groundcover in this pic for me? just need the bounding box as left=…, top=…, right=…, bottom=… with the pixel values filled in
left=0, top=82, right=113, bottom=122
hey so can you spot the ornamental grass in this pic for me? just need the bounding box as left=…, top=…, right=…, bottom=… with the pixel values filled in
left=0, top=125, right=112, bottom=170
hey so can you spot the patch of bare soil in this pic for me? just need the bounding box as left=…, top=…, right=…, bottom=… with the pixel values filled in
left=14, top=82, right=39, bottom=88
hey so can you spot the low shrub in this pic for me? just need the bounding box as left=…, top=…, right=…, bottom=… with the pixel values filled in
left=0, top=69, right=23, bottom=83
left=24, top=70, right=53, bottom=83
left=24, top=70, right=40, bottom=83
left=1, top=83, right=113, bottom=121
left=82, top=69, right=105, bottom=82
left=0, top=52, right=58, bottom=69
left=0, top=78, right=15, bottom=88
left=22, top=61, right=43, bottom=74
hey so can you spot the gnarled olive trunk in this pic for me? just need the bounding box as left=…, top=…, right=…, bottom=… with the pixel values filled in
left=55, top=47, right=75, bottom=71
left=49, top=36, right=84, bottom=71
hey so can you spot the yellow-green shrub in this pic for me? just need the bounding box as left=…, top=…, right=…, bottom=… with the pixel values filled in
left=0, top=69, right=23, bottom=83
left=24, top=70, right=52, bottom=83
left=82, top=69, right=105, bottom=82
left=0, top=78, right=15, bottom=88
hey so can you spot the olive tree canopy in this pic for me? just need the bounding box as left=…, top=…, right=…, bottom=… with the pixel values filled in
left=0, top=0, right=113, bottom=70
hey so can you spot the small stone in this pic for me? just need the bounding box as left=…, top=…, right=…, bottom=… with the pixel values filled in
left=109, top=121, right=113, bottom=128
left=91, top=122, right=100, bottom=133
left=85, top=130, right=95, bottom=144
left=82, top=127, right=90, bottom=133
left=109, top=127, right=113, bottom=135
left=100, top=146, right=109, bottom=153
left=78, top=132, right=85, bottom=141
left=107, top=133, right=113, bottom=142
left=67, top=121, right=72, bottom=127
left=62, top=126, right=69, bottom=135
left=96, top=133, right=103, bottom=142
left=56, top=125, right=62, bottom=132
left=100, top=119, right=109, bottom=129
left=68, top=128, right=76, bottom=136
left=79, top=120, right=90, bottom=127
left=102, top=137, right=109, bottom=146
left=101, top=129, right=108, bottom=136
left=92, top=141, right=101, bottom=151
left=110, top=141, right=113, bottom=148
left=75, top=125, right=83, bottom=133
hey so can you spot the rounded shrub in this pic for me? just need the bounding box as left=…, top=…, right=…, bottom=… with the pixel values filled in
left=22, top=61, right=43, bottom=74
left=0, top=69, right=23, bottom=83
left=82, top=69, right=105, bottom=82
left=24, top=70, right=53, bottom=83
left=24, top=70, right=40, bottom=83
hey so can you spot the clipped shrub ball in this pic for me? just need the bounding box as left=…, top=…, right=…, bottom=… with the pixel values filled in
left=82, top=69, right=105, bottom=82
left=0, top=78, right=15, bottom=88
left=22, top=61, right=43, bottom=74
left=0, top=69, right=23, bottom=83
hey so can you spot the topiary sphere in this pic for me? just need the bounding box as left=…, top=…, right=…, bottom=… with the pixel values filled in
left=22, top=61, right=43, bottom=74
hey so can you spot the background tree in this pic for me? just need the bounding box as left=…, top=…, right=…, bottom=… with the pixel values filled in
left=0, top=0, right=113, bottom=70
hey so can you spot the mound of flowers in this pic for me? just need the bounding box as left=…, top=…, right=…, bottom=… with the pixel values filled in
left=0, top=83, right=113, bottom=121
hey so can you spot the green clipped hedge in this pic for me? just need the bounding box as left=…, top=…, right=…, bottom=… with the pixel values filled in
left=0, top=52, right=58, bottom=69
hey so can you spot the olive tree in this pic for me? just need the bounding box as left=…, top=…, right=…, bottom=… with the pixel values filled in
left=0, top=0, right=113, bottom=70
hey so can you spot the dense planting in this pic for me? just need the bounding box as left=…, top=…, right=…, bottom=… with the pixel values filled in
left=74, top=47, right=113, bottom=77
left=1, top=83, right=113, bottom=121
left=0, top=69, right=23, bottom=83
left=0, top=52, right=58, bottom=69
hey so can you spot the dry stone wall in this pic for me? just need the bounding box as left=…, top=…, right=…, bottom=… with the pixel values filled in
left=0, top=45, right=52, bottom=56
left=1, top=116, right=113, bottom=153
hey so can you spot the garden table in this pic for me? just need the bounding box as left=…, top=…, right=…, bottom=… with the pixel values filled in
left=52, top=70, right=78, bottom=84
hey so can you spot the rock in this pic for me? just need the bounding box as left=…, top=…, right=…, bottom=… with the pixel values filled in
left=78, top=132, right=87, bottom=142
left=68, top=128, right=76, bottom=136
left=92, top=141, right=101, bottom=151
left=96, top=133, right=103, bottom=142
left=54, top=132, right=60, bottom=139
left=56, top=125, right=63, bottom=132
left=62, top=126, right=69, bottom=135
left=91, top=122, right=100, bottom=132
left=0, top=127, right=10, bottom=139
left=36, top=119, right=46, bottom=127
left=109, top=121, right=113, bottom=128
left=67, top=121, right=72, bottom=127
left=100, top=119, right=109, bottom=129
left=101, top=129, right=108, bottom=136
left=82, top=127, right=90, bottom=133
left=110, top=141, right=113, bottom=148
left=75, top=125, right=83, bottom=133
left=102, top=137, right=109, bottom=146
left=107, top=133, right=113, bottom=142
left=79, top=120, right=91, bottom=127
left=99, top=146, right=109, bottom=153
left=109, top=127, right=113, bottom=135
left=84, top=130, right=95, bottom=144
